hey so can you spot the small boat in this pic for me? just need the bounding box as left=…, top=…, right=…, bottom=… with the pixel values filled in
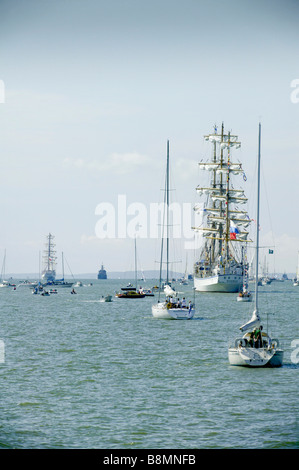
left=73, top=281, right=83, bottom=287
left=237, top=290, right=252, bottom=302
left=70, top=289, right=77, bottom=294
left=228, top=123, right=283, bottom=368
left=261, top=276, right=272, bottom=285
left=116, top=291, right=145, bottom=299
left=32, top=284, right=45, bottom=294
left=41, top=290, right=50, bottom=296
left=237, top=251, right=252, bottom=302
left=120, top=283, right=136, bottom=291
left=100, top=295, right=112, bottom=302
left=139, top=288, right=154, bottom=297
left=116, top=238, right=146, bottom=299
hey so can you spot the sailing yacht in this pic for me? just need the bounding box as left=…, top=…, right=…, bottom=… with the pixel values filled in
left=193, top=124, right=252, bottom=292
left=0, top=250, right=16, bottom=287
left=228, top=123, right=283, bottom=367
left=237, top=246, right=252, bottom=302
left=116, top=238, right=145, bottom=298
left=0, top=250, right=8, bottom=288
left=151, top=141, right=195, bottom=320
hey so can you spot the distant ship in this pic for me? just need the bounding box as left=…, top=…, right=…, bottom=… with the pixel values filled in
left=97, top=263, right=107, bottom=279
left=41, top=233, right=57, bottom=282
left=193, top=124, right=252, bottom=292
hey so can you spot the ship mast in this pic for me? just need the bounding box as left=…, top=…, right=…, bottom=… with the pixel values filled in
left=225, top=130, right=231, bottom=262
left=193, top=124, right=251, bottom=268
left=42, top=233, right=57, bottom=272
left=166, top=139, right=169, bottom=285
left=255, top=123, right=261, bottom=313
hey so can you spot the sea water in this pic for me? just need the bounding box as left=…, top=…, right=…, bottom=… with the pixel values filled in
left=0, top=279, right=298, bottom=449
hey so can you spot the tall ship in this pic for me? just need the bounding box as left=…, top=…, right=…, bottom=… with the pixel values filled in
left=97, top=263, right=107, bottom=279
left=193, top=124, right=252, bottom=292
left=41, top=233, right=57, bottom=282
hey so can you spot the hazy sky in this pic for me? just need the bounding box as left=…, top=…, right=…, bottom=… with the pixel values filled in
left=1, top=0, right=299, bottom=276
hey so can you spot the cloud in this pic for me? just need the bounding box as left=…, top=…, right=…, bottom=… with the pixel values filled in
left=63, top=152, right=152, bottom=175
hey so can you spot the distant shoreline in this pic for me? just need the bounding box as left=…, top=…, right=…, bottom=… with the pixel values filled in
left=4, top=271, right=296, bottom=280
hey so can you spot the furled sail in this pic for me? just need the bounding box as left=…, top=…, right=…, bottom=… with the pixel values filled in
left=240, top=309, right=261, bottom=332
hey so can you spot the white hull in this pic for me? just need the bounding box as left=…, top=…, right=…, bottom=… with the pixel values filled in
left=152, top=303, right=194, bottom=320
left=194, top=274, right=242, bottom=293
left=228, top=347, right=283, bottom=367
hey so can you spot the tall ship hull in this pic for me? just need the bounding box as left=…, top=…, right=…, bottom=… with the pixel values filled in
left=193, top=124, right=252, bottom=293
left=194, top=273, right=242, bottom=293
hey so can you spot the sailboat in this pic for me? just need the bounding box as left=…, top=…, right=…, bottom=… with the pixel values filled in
left=293, top=252, right=299, bottom=286
left=41, top=233, right=57, bottom=282
left=50, top=252, right=73, bottom=287
left=193, top=124, right=252, bottom=292
left=0, top=250, right=16, bottom=288
left=116, top=237, right=145, bottom=298
left=180, top=258, right=189, bottom=285
left=151, top=141, right=195, bottom=320
left=237, top=246, right=252, bottom=302
left=228, top=123, right=283, bottom=367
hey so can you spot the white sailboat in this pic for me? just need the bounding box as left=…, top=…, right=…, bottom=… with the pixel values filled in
left=0, top=250, right=16, bottom=288
left=0, top=249, right=8, bottom=287
left=152, top=141, right=195, bottom=320
left=193, top=124, right=252, bottom=292
left=293, top=252, right=299, bottom=286
left=228, top=123, right=283, bottom=367
left=237, top=246, right=252, bottom=302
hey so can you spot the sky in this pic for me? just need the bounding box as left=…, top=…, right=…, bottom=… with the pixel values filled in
left=1, top=0, right=299, bottom=277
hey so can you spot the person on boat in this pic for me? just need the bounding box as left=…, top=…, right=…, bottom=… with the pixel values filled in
left=253, top=326, right=263, bottom=348
left=71, top=288, right=77, bottom=294
left=176, top=298, right=181, bottom=308
left=258, top=325, right=263, bottom=347
left=181, top=297, right=186, bottom=308
left=248, top=331, right=254, bottom=347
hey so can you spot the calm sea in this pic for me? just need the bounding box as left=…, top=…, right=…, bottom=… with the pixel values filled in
left=0, top=278, right=298, bottom=449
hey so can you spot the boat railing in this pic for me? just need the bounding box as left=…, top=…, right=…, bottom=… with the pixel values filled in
left=271, top=338, right=280, bottom=348
left=230, top=337, right=281, bottom=350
